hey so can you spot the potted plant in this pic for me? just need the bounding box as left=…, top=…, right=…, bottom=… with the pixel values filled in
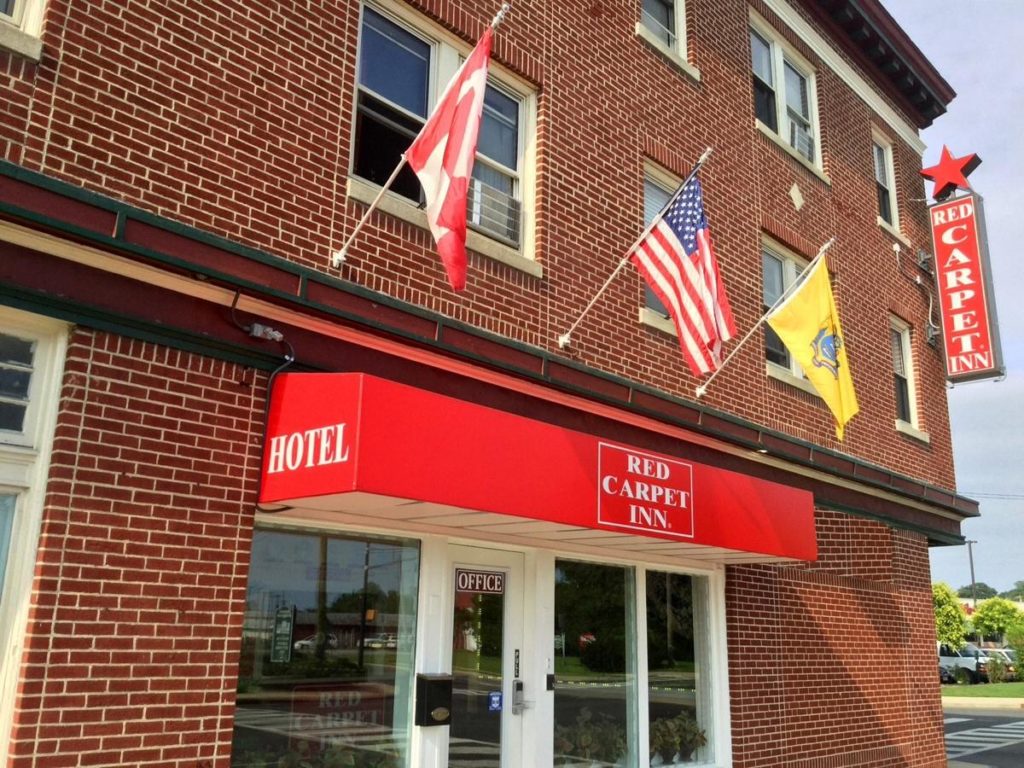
left=648, top=710, right=706, bottom=765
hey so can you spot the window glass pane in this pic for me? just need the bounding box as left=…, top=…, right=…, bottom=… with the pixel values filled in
left=648, top=572, right=707, bottom=765
left=0, top=0, right=14, bottom=17
left=894, top=375, right=911, bottom=422
left=553, top=560, right=635, bottom=768
left=763, top=251, right=790, bottom=367
left=0, top=494, right=15, bottom=596
left=477, top=85, right=519, bottom=169
left=642, top=0, right=674, bottom=46
left=0, top=334, right=34, bottom=366
left=750, top=31, right=772, bottom=85
left=783, top=62, right=809, bottom=120
left=644, top=178, right=673, bottom=316
left=872, top=143, right=888, bottom=187
left=232, top=529, right=420, bottom=768
left=354, top=92, right=424, bottom=200
left=877, top=183, right=892, bottom=224
left=0, top=368, right=31, bottom=401
left=359, top=8, right=430, bottom=118
left=890, top=328, right=906, bottom=376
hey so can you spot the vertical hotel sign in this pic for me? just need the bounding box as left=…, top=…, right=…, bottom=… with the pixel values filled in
left=929, top=192, right=1004, bottom=382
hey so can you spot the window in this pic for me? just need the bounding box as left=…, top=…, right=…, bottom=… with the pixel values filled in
left=353, top=4, right=529, bottom=248
left=872, top=134, right=898, bottom=228
left=552, top=559, right=716, bottom=766
left=0, top=0, right=43, bottom=60
left=0, top=308, right=66, bottom=768
left=750, top=22, right=819, bottom=165
left=0, top=0, right=21, bottom=24
left=232, top=527, right=420, bottom=768
left=641, top=0, right=682, bottom=50
left=642, top=169, right=675, bottom=317
left=890, top=318, right=915, bottom=425
left=762, top=241, right=807, bottom=376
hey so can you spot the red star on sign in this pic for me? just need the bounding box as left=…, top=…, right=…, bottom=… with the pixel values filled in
left=920, top=145, right=982, bottom=201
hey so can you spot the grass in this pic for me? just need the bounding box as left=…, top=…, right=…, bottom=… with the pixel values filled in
left=942, top=681, right=1024, bottom=697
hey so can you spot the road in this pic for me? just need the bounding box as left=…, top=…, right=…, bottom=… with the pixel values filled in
left=944, top=707, right=1024, bottom=767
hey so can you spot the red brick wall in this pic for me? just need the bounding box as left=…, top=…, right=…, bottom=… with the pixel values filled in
left=9, top=329, right=264, bottom=767
left=0, top=0, right=956, bottom=488
left=727, top=509, right=946, bottom=768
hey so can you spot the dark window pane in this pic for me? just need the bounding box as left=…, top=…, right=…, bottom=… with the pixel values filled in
left=894, top=375, right=911, bottom=421
left=0, top=402, right=26, bottom=432
left=647, top=572, right=705, bottom=764
left=753, top=78, right=777, bottom=131
left=553, top=561, right=633, bottom=768
left=765, top=325, right=789, bottom=367
left=877, top=183, right=892, bottom=224
left=0, top=0, right=14, bottom=17
left=0, top=368, right=30, bottom=400
left=643, top=178, right=673, bottom=316
left=353, top=93, right=424, bottom=201
left=359, top=8, right=430, bottom=117
left=0, top=495, right=15, bottom=596
left=0, top=335, right=33, bottom=366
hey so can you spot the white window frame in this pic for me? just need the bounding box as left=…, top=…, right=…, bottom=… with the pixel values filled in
left=0, top=307, right=68, bottom=768
left=762, top=238, right=819, bottom=397
left=638, top=162, right=678, bottom=334
left=635, top=0, right=700, bottom=82
left=0, top=0, right=43, bottom=61
left=749, top=11, right=823, bottom=175
left=872, top=129, right=902, bottom=237
left=348, top=0, right=539, bottom=276
left=890, top=316, right=930, bottom=442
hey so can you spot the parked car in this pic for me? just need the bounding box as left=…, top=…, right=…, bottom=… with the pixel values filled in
left=363, top=633, right=398, bottom=649
left=293, top=632, right=339, bottom=651
left=939, top=664, right=956, bottom=684
left=983, top=647, right=1017, bottom=680
left=938, top=642, right=988, bottom=683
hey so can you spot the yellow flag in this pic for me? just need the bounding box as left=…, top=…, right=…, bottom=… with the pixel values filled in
left=766, top=256, right=859, bottom=439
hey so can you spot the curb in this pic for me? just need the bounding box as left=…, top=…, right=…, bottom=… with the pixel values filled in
left=943, top=696, right=1024, bottom=710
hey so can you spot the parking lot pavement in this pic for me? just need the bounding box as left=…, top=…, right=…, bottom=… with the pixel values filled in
left=949, top=762, right=995, bottom=768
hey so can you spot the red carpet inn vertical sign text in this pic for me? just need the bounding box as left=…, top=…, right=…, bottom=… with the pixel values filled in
left=929, top=193, right=1005, bottom=382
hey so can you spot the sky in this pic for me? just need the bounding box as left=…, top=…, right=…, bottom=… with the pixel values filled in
left=883, top=2, right=1023, bottom=593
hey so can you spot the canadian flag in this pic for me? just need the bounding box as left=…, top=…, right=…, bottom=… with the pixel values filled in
left=406, top=27, right=494, bottom=292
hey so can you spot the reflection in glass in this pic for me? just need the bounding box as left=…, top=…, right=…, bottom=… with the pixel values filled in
left=647, top=572, right=707, bottom=765
left=553, top=560, right=636, bottom=767
left=232, top=528, right=419, bottom=768
left=449, top=572, right=505, bottom=768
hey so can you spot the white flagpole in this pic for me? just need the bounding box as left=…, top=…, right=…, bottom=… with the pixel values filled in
left=694, top=237, right=835, bottom=399
left=557, top=146, right=713, bottom=349
left=331, top=2, right=512, bottom=269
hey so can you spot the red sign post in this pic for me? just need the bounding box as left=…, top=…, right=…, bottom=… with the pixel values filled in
left=928, top=193, right=1004, bottom=382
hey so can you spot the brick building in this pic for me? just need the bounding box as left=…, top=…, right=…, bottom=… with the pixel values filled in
left=0, top=0, right=977, bottom=766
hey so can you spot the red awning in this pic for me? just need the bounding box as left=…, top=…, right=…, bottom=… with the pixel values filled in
left=260, top=373, right=817, bottom=563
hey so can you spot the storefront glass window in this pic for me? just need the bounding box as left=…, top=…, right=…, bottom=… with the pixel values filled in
left=232, top=527, right=419, bottom=768
left=646, top=572, right=708, bottom=765
left=553, top=560, right=637, bottom=767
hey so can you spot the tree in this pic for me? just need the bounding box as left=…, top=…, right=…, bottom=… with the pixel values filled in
left=957, top=582, right=998, bottom=600
left=998, top=581, right=1024, bottom=601
left=972, top=597, right=1024, bottom=640
left=933, top=582, right=968, bottom=649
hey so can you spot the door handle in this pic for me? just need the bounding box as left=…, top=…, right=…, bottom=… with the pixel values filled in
left=511, top=678, right=524, bottom=715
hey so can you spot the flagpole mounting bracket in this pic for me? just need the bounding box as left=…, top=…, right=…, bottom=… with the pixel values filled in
left=331, top=248, right=347, bottom=267
left=557, top=333, right=572, bottom=349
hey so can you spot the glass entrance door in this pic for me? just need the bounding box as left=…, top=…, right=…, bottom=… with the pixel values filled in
left=447, top=545, right=524, bottom=768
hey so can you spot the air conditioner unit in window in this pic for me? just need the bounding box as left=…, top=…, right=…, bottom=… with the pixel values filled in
left=789, top=121, right=815, bottom=162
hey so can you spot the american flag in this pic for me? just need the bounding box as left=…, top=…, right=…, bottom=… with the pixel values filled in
left=631, top=175, right=736, bottom=376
